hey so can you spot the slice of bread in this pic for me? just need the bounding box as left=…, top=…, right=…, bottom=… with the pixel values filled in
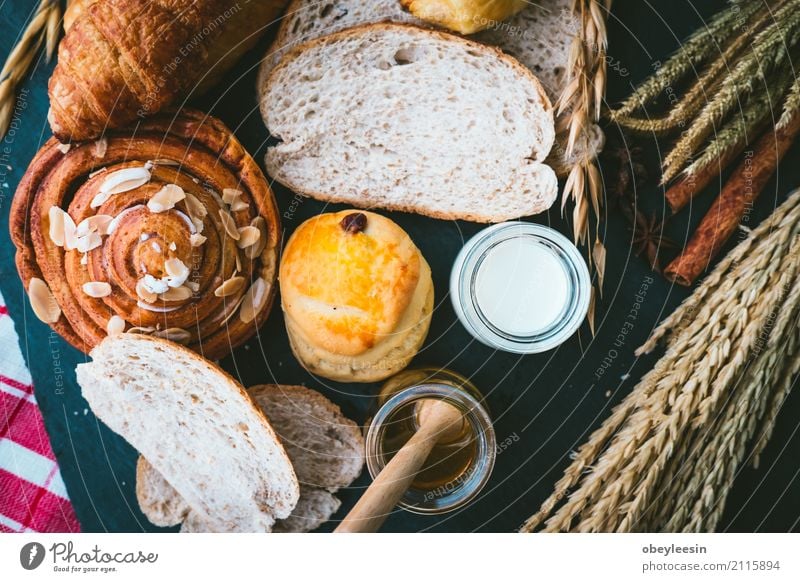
left=138, top=384, right=364, bottom=532
left=258, top=1, right=603, bottom=177
left=248, top=385, right=364, bottom=489
left=262, top=23, right=557, bottom=222
left=135, top=456, right=189, bottom=527
left=272, top=487, right=342, bottom=533
left=258, top=0, right=423, bottom=89
left=77, top=335, right=299, bottom=532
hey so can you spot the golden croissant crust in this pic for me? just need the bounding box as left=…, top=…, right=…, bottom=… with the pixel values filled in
left=11, top=109, right=280, bottom=360
left=49, top=0, right=289, bottom=142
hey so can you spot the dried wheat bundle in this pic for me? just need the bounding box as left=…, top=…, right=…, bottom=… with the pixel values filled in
left=0, top=0, right=61, bottom=139
left=609, top=0, right=800, bottom=184
left=522, top=188, right=800, bottom=532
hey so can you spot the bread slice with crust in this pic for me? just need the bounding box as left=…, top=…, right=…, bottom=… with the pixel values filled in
left=137, top=384, right=364, bottom=532
left=262, top=23, right=557, bottom=222
left=258, top=0, right=603, bottom=177
left=77, top=335, right=299, bottom=532
left=248, top=384, right=364, bottom=490
left=135, top=456, right=189, bottom=527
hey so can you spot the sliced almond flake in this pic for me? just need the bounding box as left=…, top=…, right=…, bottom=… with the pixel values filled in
left=92, top=167, right=151, bottom=207
left=136, top=280, right=158, bottom=303
left=75, top=232, right=103, bottom=253
left=245, top=217, right=268, bottom=259
left=107, top=315, right=125, bottom=335
left=164, top=258, right=190, bottom=288
left=76, top=214, right=114, bottom=237
left=219, top=210, right=240, bottom=241
left=236, top=226, right=260, bottom=249
left=138, top=275, right=167, bottom=298
left=222, top=188, right=243, bottom=205
left=106, top=205, right=142, bottom=235
left=29, top=278, right=61, bottom=323
left=89, top=167, right=108, bottom=179
left=192, top=217, right=205, bottom=234
left=85, top=214, right=114, bottom=236
left=137, top=301, right=179, bottom=313
left=82, top=281, right=112, bottom=298
left=147, top=184, right=185, bottom=213
left=169, top=242, right=177, bottom=251
left=184, top=193, right=208, bottom=219
left=190, top=233, right=207, bottom=247
left=221, top=295, right=246, bottom=326
left=80, top=253, right=88, bottom=266
left=63, top=212, right=78, bottom=250
left=48, top=206, right=67, bottom=247
left=92, top=138, right=108, bottom=158
left=230, top=199, right=250, bottom=212
left=127, top=326, right=155, bottom=334
left=56, top=143, right=71, bottom=154
left=239, top=278, right=268, bottom=324
left=152, top=328, right=192, bottom=344
left=235, top=252, right=242, bottom=273
left=160, top=285, right=193, bottom=302
left=186, top=281, right=200, bottom=293
left=151, top=241, right=162, bottom=253
left=214, top=275, right=246, bottom=298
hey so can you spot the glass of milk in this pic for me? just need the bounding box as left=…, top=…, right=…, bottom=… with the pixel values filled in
left=450, top=222, right=591, bottom=354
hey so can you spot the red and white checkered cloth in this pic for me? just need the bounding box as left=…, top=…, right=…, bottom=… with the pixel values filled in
left=0, top=290, right=80, bottom=533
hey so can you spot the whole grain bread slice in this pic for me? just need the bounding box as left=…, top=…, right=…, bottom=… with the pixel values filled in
left=138, top=384, right=365, bottom=532
left=262, top=23, right=557, bottom=222
left=77, top=335, right=299, bottom=532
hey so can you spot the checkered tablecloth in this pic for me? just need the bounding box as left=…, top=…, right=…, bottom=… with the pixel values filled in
left=0, top=290, right=79, bottom=533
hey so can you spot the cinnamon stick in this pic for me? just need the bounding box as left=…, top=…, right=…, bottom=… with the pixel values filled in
left=665, top=112, right=800, bottom=286
left=664, top=129, right=760, bottom=213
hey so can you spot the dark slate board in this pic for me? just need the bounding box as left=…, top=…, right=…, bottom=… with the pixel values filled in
left=0, top=0, right=798, bottom=532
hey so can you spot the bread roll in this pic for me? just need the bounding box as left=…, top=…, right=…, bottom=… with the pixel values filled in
left=280, top=211, right=433, bottom=382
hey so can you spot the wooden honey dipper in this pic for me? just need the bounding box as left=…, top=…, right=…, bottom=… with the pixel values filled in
left=335, top=398, right=466, bottom=533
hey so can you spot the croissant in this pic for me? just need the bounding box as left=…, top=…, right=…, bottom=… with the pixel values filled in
left=49, top=0, right=288, bottom=142
left=11, top=109, right=281, bottom=360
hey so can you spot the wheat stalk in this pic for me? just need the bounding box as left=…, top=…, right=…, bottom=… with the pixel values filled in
left=0, top=0, right=62, bottom=139
left=610, top=0, right=760, bottom=121
left=613, top=2, right=776, bottom=136
left=681, top=67, right=784, bottom=178
left=661, top=0, right=800, bottom=183
left=557, top=0, right=610, bottom=319
left=521, top=189, right=800, bottom=532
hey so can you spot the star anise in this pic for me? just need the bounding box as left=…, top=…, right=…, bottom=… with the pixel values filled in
left=632, top=212, right=679, bottom=273
left=602, top=138, right=678, bottom=273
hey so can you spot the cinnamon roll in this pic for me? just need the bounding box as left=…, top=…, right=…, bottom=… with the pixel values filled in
left=11, top=109, right=280, bottom=360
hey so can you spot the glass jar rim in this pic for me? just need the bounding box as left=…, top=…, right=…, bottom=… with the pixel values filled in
left=365, top=383, right=496, bottom=515
left=450, top=222, right=591, bottom=354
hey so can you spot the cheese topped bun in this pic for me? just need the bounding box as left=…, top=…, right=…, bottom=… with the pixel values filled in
left=280, top=211, right=433, bottom=382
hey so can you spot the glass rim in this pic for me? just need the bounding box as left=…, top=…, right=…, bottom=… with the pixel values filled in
left=450, top=222, right=591, bottom=354
left=365, top=383, right=496, bottom=515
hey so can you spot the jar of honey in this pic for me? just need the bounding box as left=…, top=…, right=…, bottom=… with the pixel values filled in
left=365, top=367, right=495, bottom=514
